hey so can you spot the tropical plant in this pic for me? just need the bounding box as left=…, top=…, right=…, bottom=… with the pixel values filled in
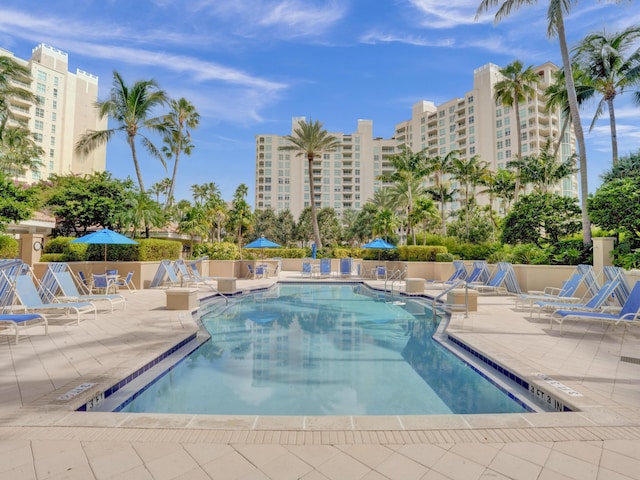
left=507, top=138, right=577, bottom=193
left=411, top=196, right=440, bottom=245
left=501, top=193, right=582, bottom=246
left=0, top=125, right=44, bottom=176
left=279, top=119, right=341, bottom=248
left=0, top=56, right=35, bottom=124
left=75, top=71, right=169, bottom=193
left=377, top=145, right=430, bottom=244
left=450, top=155, right=489, bottom=241
left=372, top=208, right=399, bottom=242
left=601, top=149, right=640, bottom=182
left=119, top=188, right=166, bottom=238
left=0, top=172, right=39, bottom=231
left=162, top=98, right=200, bottom=205
left=425, top=151, right=457, bottom=236
left=493, top=60, right=540, bottom=201
left=476, top=0, right=593, bottom=246
left=572, top=25, right=640, bottom=165
left=227, top=184, right=253, bottom=252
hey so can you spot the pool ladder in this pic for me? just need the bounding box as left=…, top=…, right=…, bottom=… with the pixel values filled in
left=384, top=268, right=406, bottom=295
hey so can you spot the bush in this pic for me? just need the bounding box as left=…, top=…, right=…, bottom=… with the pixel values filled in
left=435, top=252, right=455, bottom=262
left=398, top=245, right=448, bottom=261
left=44, top=236, right=74, bottom=254
left=194, top=242, right=239, bottom=260
left=39, top=253, right=65, bottom=262
left=0, top=235, right=18, bottom=258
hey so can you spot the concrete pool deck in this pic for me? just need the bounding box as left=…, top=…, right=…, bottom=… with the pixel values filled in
left=0, top=272, right=639, bottom=479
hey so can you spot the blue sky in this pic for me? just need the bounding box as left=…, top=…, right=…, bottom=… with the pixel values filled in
left=1, top=1, right=638, bottom=205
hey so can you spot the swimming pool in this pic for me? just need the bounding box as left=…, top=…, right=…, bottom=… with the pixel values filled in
left=106, top=283, right=541, bottom=415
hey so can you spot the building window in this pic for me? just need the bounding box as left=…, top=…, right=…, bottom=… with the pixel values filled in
left=51, top=125, right=56, bottom=134
left=51, top=112, right=56, bottom=121
left=505, top=127, right=511, bottom=136
left=468, top=106, right=474, bottom=114
left=36, top=83, right=46, bottom=94
left=34, top=120, right=43, bottom=130
left=33, top=133, right=43, bottom=142
left=505, top=138, right=511, bottom=147
left=53, top=88, right=58, bottom=98
left=467, top=95, right=474, bottom=103
left=468, top=116, right=474, bottom=124
left=36, top=95, right=45, bottom=105
left=37, top=71, right=47, bottom=81
left=497, top=140, right=503, bottom=149
left=35, top=107, right=44, bottom=118
left=496, top=119, right=502, bottom=128
left=50, top=137, right=55, bottom=146
left=52, top=100, right=57, bottom=109
left=469, top=146, right=475, bottom=154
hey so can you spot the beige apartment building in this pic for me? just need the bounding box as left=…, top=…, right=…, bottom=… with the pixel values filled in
left=260, top=61, right=577, bottom=219
left=1, top=43, right=107, bottom=183
left=395, top=62, right=577, bottom=213
left=255, top=117, right=399, bottom=219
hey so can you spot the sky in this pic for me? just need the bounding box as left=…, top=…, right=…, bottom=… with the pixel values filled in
left=1, top=0, right=639, bottom=206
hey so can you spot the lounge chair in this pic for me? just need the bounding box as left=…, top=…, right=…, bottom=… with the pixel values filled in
left=426, top=260, right=467, bottom=288
left=52, top=271, right=125, bottom=312
left=550, top=281, right=640, bottom=333
left=375, top=265, right=387, bottom=280
left=0, top=313, right=48, bottom=344
left=514, top=272, right=583, bottom=310
left=319, top=258, right=331, bottom=277
left=301, top=262, right=312, bottom=278
left=470, top=269, right=508, bottom=295
left=176, top=259, right=217, bottom=286
left=465, top=260, right=490, bottom=284
left=8, top=273, right=97, bottom=325
left=533, top=279, right=620, bottom=319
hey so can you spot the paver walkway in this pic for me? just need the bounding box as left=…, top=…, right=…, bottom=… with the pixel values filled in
left=1, top=272, right=639, bottom=479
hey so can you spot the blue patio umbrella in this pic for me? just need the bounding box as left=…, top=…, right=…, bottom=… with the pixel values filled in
left=244, top=236, right=281, bottom=260
left=361, top=238, right=396, bottom=261
left=71, top=228, right=138, bottom=261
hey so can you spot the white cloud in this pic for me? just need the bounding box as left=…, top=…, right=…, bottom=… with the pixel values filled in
left=407, top=0, right=488, bottom=29
left=359, top=30, right=455, bottom=47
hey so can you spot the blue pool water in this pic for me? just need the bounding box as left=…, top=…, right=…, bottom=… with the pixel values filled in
left=118, top=284, right=530, bottom=415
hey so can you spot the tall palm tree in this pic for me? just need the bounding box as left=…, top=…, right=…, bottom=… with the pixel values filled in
left=75, top=71, right=168, bottom=193
left=0, top=125, right=44, bottom=175
left=377, top=145, right=430, bottom=244
left=279, top=119, right=341, bottom=249
left=573, top=26, right=640, bottom=165
left=162, top=98, right=200, bottom=205
left=425, top=151, right=457, bottom=236
left=476, top=0, right=594, bottom=246
left=493, top=60, right=540, bottom=202
left=228, top=184, right=253, bottom=253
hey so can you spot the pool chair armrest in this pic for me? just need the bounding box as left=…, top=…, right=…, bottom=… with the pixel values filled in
left=600, top=305, right=622, bottom=314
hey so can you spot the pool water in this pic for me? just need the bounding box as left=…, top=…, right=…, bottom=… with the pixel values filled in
left=118, top=284, right=530, bottom=415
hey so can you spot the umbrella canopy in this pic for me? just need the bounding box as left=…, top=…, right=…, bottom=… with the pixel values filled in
left=361, top=238, right=396, bottom=250
left=244, top=236, right=281, bottom=249
left=361, top=238, right=396, bottom=261
left=71, top=228, right=138, bottom=261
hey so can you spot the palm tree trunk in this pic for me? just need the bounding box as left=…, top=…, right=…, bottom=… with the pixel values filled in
left=607, top=97, right=618, bottom=165
left=553, top=116, right=569, bottom=159
left=167, top=150, right=181, bottom=207
left=308, top=155, right=323, bottom=249
left=557, top=13, right=591, bottom=246
left=440, top=198, right=447, bottom=237
left=513, top=100, right=522, bottom=203
left=128, top=135, right=145, bottom=193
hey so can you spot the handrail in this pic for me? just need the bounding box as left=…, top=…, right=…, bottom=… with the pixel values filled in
left=431, top=279, right=467, bottom=321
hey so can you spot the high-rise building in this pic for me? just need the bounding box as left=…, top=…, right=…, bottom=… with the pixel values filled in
left=255, top=117, right=399, bottom=219
left=394, top=62, right=577, bottom=213
left=1, top=43, right=107, bottom=183
left=257, top=61, right=577, bottom=219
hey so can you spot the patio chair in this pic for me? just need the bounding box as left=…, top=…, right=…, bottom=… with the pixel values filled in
left=550, top=281, right=640, bottom=333
left=0, top=313, right=48, bottom=344
left=514, top=272, right=583, bottom=310
left=7, top=272, right=97, bottom=324
left=301, top=262, right=312, bottom=278
left=533, top=279, right=620, bottom=319
left=465, top=260, right=491, bottom=285
left=115, top=272, right=137, bottom=292
left=340, top=258, right=354, bottom=277
left=90, top=274, right=117, bottom=295
left=375, top=265, right=387, bottom=280
left=52, top=271, right=126, bottom=312
left=319, top=258, right=331, bottom=277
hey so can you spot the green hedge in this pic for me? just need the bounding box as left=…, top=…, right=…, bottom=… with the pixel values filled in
left=42, top=237, right=182, bottom=262
left=397, top=245, right=448, bottom=261
left=0, top=235, right=19, bottom=258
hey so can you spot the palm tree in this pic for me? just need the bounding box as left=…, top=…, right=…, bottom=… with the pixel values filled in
left=162, top=98, right=200, bottom=205
left=228, top=184, right=253, bottom=253
left=572, top=26, right=640, bottom=165
left=508, top=139, right=577, bottom=193
left=425, top=151, right=457, bottom=236
left=543, top=67, right=594, bottom=159
left=369, top=187, right=397, bottom=210
left=119, top=189, right=166, bottom=238
left=0, top=56, right=35, bottom=124
left=451, top=155, right=489, bottom=241
left=178, top=205, right=208, bottom=254
left=476, top=0, right=593, bottom=246
left=75, top=71, right=168, bottom=193
left=377, top=145, right=430, bottom=245
left=0, top=125, right=44, bottom=175
left=493, top=60, right=540, bottom=202
left=372, top=208, right=399, bottom=242
left=279, top=119, right=341, bottom=249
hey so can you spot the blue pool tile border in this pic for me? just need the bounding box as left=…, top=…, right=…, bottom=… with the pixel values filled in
left=76, top=332, right=198, bottom=412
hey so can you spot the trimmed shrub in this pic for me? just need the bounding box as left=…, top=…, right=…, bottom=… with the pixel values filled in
left=0, top=235, right=18, bottom=258
left=39, top=253, right=65, bottom=262
left=435, top=252, right=455, bottom=262
left=398, top=245, right=448, bottom=261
